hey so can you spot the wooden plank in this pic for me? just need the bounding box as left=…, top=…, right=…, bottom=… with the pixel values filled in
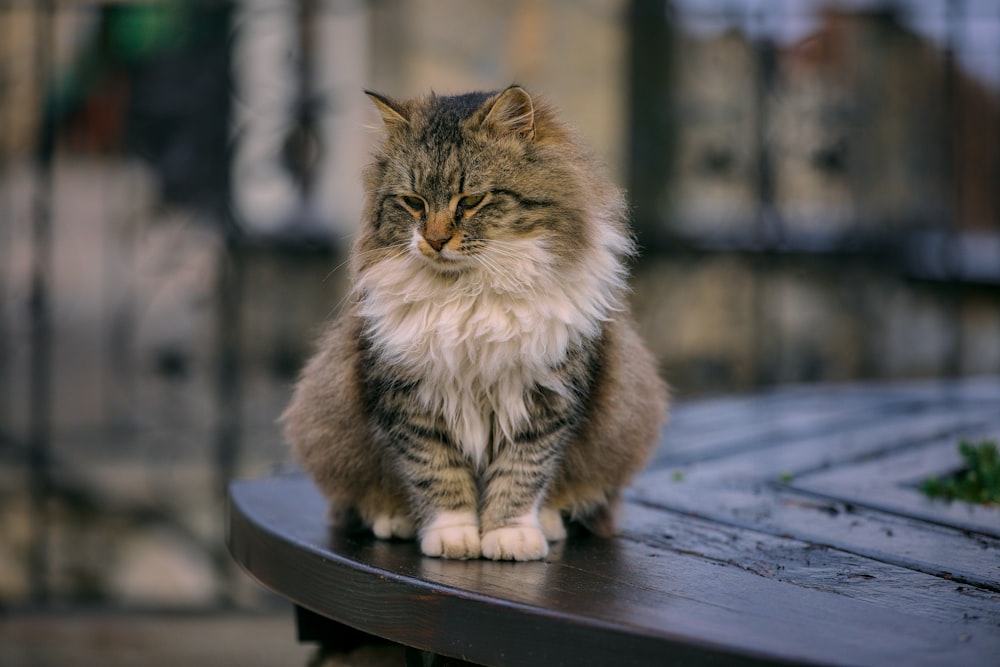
left=792, top=434, right=1000, bottom=537
left=618, top=503, right=1000, bottom=628
left=653, top=399, right=887, bottom=466
left=646, top=406, right=999, bottom=483
left=635, top=390, right=1000, bottom=592
left=658, top=379, right=1000, bottom=466
left=228, top=473, right=1000, bottom=667
left=653, top=384, right=919, bottom=464
left=629, top=480, right=1000, bottom=591
left=654, top=392, right=999, bottom=468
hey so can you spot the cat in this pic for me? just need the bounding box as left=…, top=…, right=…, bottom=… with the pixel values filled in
left=282, top=85, right=668, bottom=561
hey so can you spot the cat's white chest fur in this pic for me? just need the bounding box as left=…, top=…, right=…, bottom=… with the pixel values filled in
left=356, top=236, right=624, bottom=467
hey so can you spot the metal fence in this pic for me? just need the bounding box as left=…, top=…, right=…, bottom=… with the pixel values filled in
left=1, top=0, right=998, bottom=611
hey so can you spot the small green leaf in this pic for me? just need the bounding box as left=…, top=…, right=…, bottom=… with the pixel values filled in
left=920, top=440, right=1000, bottom=506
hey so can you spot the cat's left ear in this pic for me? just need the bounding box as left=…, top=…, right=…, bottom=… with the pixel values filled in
left=481, top=86, right=536, bottom=142
left=365, top=90, right=409, bottom=131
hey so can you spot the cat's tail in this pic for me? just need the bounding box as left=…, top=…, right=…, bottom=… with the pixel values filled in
left=572, top=491, right=621, bottom=539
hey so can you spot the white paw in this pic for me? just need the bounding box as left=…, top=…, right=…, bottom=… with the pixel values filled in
left=421, top=525, right=481, bottom=559
left=539, top=506, right=567, bottom=542
left=481, top=526, right=549, bottom=561
left=420, top=511, right=480, bottom=559
left=371, top=512, right=416, bottom=540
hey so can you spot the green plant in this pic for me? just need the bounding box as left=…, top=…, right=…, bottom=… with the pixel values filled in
left=920, top=440, right=1000, bottom=506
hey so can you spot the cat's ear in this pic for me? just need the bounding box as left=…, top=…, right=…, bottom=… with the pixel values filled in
left=365, top=90, right=409, bottom=131
left=481, top=85, right=535, bottom=142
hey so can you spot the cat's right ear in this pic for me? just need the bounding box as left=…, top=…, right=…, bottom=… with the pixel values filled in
left=480, top=86, right=536, bottom=142
left=365, top=91, right=409, bottom=131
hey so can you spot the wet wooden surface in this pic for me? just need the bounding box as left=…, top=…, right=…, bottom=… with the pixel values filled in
left=227, top=378, right=1000, bottom=666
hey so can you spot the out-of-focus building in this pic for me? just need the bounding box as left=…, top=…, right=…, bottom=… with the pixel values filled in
left=650, top=6, right=1000, bottom=248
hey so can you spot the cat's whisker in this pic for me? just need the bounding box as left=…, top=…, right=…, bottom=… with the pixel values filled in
left=455, top=237, right=546, bottom=292
left=471, top=255, right=508, bottom=289
left=482, top=245, right=542, bottom=271
left=323, top=241, right=412, bottom=284
left=322, top=257, right=353, bottom=285
left=325, top=245, right=415, bottom=319
left=476, top=240, right=538, bottom=259
left=480, top=259, right=524, bottom=280
left=474, top=253, right=528, bottom=293
left=481, top=248, right=531, bottom=266
left=479, top=238, right=537, bottom=250
left=463, top=239, right=523, bottom=259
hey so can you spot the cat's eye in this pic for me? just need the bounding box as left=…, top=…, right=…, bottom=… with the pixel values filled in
left=458, top=194, right=485, bottom=210
left=401, top=195, right=425, bottom=211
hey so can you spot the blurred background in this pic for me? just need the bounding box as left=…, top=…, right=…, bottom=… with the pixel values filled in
left=1, top=0, right=998, bottom=663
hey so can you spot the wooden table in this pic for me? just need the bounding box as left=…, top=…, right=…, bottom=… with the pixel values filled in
left=227, top=379, right=1000, bottom=666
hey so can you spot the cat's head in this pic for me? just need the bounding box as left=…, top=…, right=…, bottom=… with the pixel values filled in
left=355, top=86, right=630, bottom=287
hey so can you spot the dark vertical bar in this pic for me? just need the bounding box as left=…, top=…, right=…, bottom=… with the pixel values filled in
left=28, top=0, right=56, bottom=605
left=750, top=7, right=778, bottom=387
left=213, top=237, right=243, bottom=604
left=213, top=1, right=239, bottom=604
left=943, top=0, right=964, bottom=377
left=280, top=0, right=325, bottom=239
left=752, top=37, right=777, bottom=248
left=995, top=3, right=1000, bottom=386
left=295, top=0, right=319, bottom=202
left=995, top=1, right=1000, bottom=238
left=105, top=165, right=136, bottom=438
left=943, top=0, right=962, bottom=235
left=0, top=5, right=10, bottom=443
left=626, top=0, right=676, bottom=250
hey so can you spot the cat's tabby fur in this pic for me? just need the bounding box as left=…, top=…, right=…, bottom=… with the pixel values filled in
left=282, top=86, right=667, bottom=561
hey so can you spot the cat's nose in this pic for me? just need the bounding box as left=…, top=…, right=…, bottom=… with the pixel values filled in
left=424, top=234, right=452, bottom=252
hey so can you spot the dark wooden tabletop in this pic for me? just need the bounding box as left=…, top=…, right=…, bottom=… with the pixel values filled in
left=227, top=378, right=1000, bottom=666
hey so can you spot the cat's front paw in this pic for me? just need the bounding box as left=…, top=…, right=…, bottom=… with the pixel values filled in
left=420, top=511, right=480, bottom=559
left=371, top=512, right=416, bottom=540
left=481, top=526, right=549, bottom=561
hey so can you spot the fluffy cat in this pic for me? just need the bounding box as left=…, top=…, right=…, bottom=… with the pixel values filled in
left=282, top=86, right=667, bottom=561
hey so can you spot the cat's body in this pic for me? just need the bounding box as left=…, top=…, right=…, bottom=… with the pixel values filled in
left=283, top=86, right=667, bottom=561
